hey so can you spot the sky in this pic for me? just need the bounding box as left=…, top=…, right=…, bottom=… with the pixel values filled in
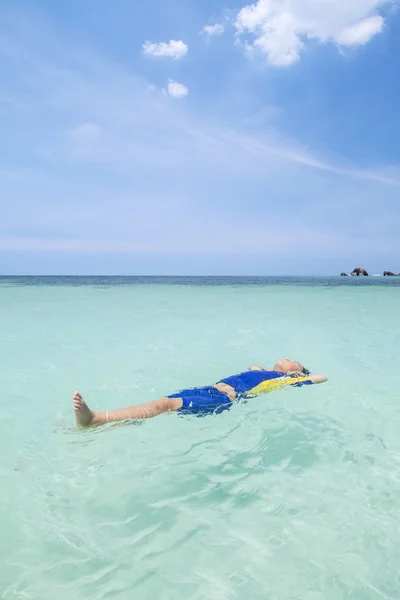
left=0, top=0, right=399, bottom=276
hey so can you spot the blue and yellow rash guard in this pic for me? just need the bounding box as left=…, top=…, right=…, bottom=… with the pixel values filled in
left=218, top=369, right=313, bottom=397
left=168, top=368, right=313, bottom=415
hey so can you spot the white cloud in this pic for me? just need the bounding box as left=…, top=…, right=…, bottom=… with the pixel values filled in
left=337, top=15, right=384, bottom=46
left=202, top=23, right=225, bottom=36
left=235, top=0, right=390, bottom=66
left=167, top=79, right=188, bottom=98
left=142, top=39, right=188, bottom=60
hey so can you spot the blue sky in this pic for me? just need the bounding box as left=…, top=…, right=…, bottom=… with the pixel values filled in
left=1, top=0, right=399, bottom=275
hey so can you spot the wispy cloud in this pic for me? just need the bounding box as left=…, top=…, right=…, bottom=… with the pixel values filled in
left=68, top=123, right=102, bottom=158
left=69, top=123, right=101, bottom=142
left=201, top=23, right=225, bottom=36
left=196, top=128, right=400, bottom=187
left=142, top=39, right=188, bottom=59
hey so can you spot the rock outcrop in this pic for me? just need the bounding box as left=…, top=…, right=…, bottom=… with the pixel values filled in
left=340, top=268, right=398, bottom=276
left=350, top=267, right=369, bottom=277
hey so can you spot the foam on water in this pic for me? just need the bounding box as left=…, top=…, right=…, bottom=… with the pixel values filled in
left=1, top=277, right=400, bottom=599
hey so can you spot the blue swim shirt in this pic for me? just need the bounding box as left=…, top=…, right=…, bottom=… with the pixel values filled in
left=218, top=369, right=313, bottom=397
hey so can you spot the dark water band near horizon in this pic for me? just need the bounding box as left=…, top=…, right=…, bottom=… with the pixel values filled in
left=1, top=274, right=400, bottom=287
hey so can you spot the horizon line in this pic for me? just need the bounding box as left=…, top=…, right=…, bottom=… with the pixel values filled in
left=1, top=274, right=398, bottom=278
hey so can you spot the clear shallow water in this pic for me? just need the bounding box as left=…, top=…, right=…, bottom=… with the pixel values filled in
left=1, top=276, right=400, bottom=600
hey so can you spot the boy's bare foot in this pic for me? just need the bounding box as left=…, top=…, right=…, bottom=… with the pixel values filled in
left=73, top=391, right=95, bottom=428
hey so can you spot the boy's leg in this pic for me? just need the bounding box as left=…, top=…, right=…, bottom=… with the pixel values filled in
left=73, top=391, right=183, bottom=428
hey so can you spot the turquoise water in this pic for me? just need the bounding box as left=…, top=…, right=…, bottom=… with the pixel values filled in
left=1, top=276, right=400, bottom=600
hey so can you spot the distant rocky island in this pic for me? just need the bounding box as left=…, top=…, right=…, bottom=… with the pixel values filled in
left=340, top=267, right=400, bottom=276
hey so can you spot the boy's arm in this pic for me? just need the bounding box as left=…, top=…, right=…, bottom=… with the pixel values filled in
left=310, top=374, right=328, bottom=384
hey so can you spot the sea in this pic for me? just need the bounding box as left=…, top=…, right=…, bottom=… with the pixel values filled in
left=1, top=275, right=400, bottom=600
